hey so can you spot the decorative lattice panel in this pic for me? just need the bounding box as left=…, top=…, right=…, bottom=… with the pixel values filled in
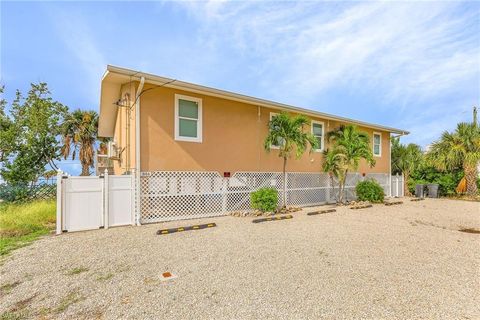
left=286, top=173, right=331, bottom=206
left=140, top=171, right=392, bottom=223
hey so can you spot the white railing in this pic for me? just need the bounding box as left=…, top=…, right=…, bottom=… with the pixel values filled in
left=139, top=171, right=392, bottom=224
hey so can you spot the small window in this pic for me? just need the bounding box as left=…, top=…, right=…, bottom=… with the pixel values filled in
left=269, top=112, right=284, bottom=149
left=175, top=94, right=202, bottom=143
left=373, top=132, right=381, bottom=156
left=311, top=120, right=324, bottom=152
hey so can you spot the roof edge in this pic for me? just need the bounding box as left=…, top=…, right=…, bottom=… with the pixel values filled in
left=105, top=65, right=410, bottom=135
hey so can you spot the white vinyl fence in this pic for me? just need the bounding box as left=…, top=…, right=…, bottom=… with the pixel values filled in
left=56, top=170, right=403, bottom=232
left=140, top=171, right=394, bottom=224
left=56, top=171, right=134, bottom=234
left=390, top=174, right=404, bottom=197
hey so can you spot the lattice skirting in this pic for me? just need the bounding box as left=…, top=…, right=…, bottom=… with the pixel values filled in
left=139, top=171, right=392, bottom=224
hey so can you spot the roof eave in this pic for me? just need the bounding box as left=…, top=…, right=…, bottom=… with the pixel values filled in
left=104, top=65, right=409, bottom=135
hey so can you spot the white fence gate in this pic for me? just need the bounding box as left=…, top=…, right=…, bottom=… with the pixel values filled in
left=390, top=174, right=404, bottom=197
left=139, top=171, right=394, bottom=224
left=56, top=171, right=134, bottom=234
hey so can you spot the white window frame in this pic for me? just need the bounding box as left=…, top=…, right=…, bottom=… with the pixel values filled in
left=174, top=94, right=202, bottom=143
left=311, top=120, right=325, bottom=152
left=373, top=132, right=382, bottom=157
left=269, top=112, right=280, bottom=149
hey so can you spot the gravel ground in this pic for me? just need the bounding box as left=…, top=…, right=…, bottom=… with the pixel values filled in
left=1, top=198, right=479, bottom=319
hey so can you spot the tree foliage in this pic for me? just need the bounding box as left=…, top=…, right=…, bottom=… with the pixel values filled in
left=323, top=125, right=375, bottom=203
left=391, top=137, right=424, bottom=196
left=427, top=122, right=480, bottom=195
left=61, top=110, right=99, bottom=176
left=264, top=112, right=318, bottom=206
left=0, top=83, right=67, bottom=184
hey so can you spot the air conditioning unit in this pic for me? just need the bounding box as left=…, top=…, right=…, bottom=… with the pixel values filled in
left=107, top=141, right=120, bottom=160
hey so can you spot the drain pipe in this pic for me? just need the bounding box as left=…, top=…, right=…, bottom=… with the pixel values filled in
left=134, top=77, right=145, bottom=226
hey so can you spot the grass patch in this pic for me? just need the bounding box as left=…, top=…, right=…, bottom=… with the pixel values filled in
left=55, top=291, right=84, bottom=313
left=96, top=272, right=114, bottom=281
left=0, top=281, right=21, bottom=297
left=0, top=201, right=56, bottom=256
left=0, top=295, right=35, bottom=320
left=66, top=267, right=89, bottom=276
left=0, top=310, right=28, bottom=320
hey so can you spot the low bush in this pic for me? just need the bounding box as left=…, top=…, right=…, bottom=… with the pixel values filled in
left=356, top=179, right=385, bottom=203
left=250, top=187, right=278, bottom=212
left=408, top=166, right=463, bottom=196
left=0, top=183, right=32, bottom=202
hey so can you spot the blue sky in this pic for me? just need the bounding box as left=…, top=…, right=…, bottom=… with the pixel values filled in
left=1, top=1, right=479, bottom=175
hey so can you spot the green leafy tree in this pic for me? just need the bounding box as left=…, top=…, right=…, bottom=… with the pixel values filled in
left=61, top=110, right=99, bottom=176
left=0, top=86, right=15, bottom=162
left=391, top=137, right=424, bottom=196
left=427, top=122, right=480, bottom=196
left=264, top=112, right=318, bottom=206
left=0, top=83, right=67, bottom=184
left=323, top=125, right=375, bottom=203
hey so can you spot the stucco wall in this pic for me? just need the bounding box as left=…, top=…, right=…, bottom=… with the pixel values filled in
left=113, top=82, right=137, bottom=175
left=136, top=85, right=391, bottom=174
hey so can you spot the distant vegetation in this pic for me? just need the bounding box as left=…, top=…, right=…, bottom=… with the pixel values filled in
left=392, top=119, right=480, bottom=198
left=0, top=83, right=101, bottom=202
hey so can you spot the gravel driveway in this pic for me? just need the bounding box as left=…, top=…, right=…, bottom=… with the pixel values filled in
left=1, top=198, right=479, bottom=319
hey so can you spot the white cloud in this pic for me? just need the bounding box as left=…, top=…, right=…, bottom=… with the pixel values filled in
left=176, top=1, right=480, bottom=146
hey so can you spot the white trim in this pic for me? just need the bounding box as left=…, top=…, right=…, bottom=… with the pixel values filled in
left=174, top=94, right=202, bottom=143
left=311, top=120, right=325, bottom=152
left=373, top=132, right=382, bottom=157
left=269, top=112, right=280, bottom=149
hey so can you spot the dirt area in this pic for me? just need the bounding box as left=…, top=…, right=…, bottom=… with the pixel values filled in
left=1, top=198, right=479, bottom=319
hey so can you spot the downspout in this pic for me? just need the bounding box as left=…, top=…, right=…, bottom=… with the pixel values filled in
left=135, top=77, right=145, bottom=225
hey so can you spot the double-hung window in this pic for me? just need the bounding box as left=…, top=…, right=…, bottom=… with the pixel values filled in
left=373, top=132, right=381, bottom=157
left=175, top=94, right=202, bottom=143
left=311, top=120, right=324, bottom=152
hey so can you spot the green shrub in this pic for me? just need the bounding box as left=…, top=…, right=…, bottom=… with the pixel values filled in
left=408, top=166, right=464, bottom=196
left=356, top=179, right=385, bottom=203
left=250, top=187, right=278, bottom=212
left=0, top=183, right=32, bottom=202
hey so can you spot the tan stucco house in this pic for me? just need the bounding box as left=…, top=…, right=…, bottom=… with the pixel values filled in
left=98, top=65, right=408, bottom=223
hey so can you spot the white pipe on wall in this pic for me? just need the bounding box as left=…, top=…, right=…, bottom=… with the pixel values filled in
left=135, top=77, right=145, bottom=225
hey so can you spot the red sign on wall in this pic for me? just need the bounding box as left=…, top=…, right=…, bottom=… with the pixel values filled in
left=223, top=172, right=231, bottom=178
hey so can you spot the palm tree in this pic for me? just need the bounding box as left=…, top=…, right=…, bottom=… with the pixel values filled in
left=323, top=147, right=348, bottom=202
left=428, top=122, right=480, bottom=195
left=391, top=137, right=423, bottom=196
left=264, top=112, right=318, bottom=207
left=61, top=110, right=99, bottom=176
left=323, top=125, right=375, bottom=203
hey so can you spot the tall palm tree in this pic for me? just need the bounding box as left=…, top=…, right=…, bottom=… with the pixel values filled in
left=264, top=112, right=318, bottom=207
left=428, top=122, right=480, bottom=195
left=323, top=147, right=348, bottom=202
left=323, top=125, right=375, bottom=203
left=391, top=138, right=424, bottom=196
left=61, top=110, right=99, bottom=176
